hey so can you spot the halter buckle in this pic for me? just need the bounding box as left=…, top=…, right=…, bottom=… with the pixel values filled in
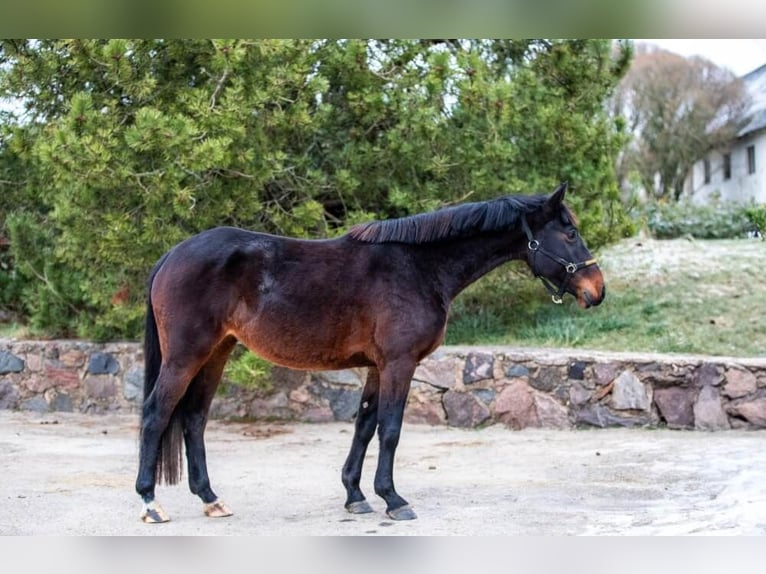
left=565, top=262, right=578, bottom=274
left=551, top=294, right=563, bottom=304
left=528, top=239, right=539, bottom=251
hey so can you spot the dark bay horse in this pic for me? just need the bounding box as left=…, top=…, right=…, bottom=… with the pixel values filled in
left=135, top=182, right=605, bottom=523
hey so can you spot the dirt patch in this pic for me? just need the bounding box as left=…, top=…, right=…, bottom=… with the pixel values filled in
left=1, top=411, right=765, bottom=535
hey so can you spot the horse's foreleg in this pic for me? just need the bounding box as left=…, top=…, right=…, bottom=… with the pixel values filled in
left=342, top=368, right=380, bottom=514
left=182, top=337, right=237, bottom=518
left=373, top=358, right=418, bottom=521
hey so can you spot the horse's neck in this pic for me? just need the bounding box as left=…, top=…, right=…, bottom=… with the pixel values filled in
left=424, top=230, right=526, bottom=301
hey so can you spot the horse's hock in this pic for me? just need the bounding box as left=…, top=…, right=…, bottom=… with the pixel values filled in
left=1, top=339, right=765, bottom=431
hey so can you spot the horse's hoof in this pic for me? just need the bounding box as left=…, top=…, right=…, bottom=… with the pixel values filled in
left=203, top=500, right=233, bottom=518
left=140, top=501, right=170, bottom=523
left=386, top=504, right=417, bottom=521
left=346, top=500, right=374, bottom=514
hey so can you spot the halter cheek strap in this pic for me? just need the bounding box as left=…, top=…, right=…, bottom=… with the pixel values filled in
left=521, top=216, right=598, bottom=304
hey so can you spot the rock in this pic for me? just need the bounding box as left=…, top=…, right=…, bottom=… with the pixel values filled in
left=51, top=392, right=74, bottom=412
left=472, top=388, right=496, bottom=406
left=123, top=367, right=144, bottom=401
left=533, top=393, right=570, bottom=429
left=610, top=371, right=651, bottom=412
left=575, top=404, right=651, bottom=428
left=693, top=386, right=731, bottom=431
left=313, top=369, right=364, bottom=387
left=87, top=352, right=120, bottom=375
left=44, top=366, right=80, bottom=390
left=568, top=382, right=591, bottom=406
left=405, top=384, right=447, bottom=425
left=0, top=379, right=20, bottom=409
left=593, top=363, right=618, bottom=386
left=84, top=375, right=118, bottom=400
left=59, top=349, right=86, bottom=368
left=494, top=380, right=538, bottom=430
left=568, top=361, right=586, bottom=380
left=726, top=391, right=766, bottom=428
left=249, top=392, right=294, bottom=420
left=413, top=356, right=461, bottom=389
left=653, top=387, right=695, bottom=429
left=723, top=369, right=757, bottom=399
left=310, top=383, right=361, bottom=422
left=443, top=390, right=490, bottom=428
left=20, top=396, right=49, bottom=413
left=530, top=367, right=560, bottom=392
left=463, top=352, right=494, bottom=384
left=693, top=363, right=723, bottom=387
left=505, top=363, right=530, bottom=378
left=0, top=351, right=24, bottom=374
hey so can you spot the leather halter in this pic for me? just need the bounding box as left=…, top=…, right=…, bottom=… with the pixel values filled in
left=521, top=215, right=598, bottom=304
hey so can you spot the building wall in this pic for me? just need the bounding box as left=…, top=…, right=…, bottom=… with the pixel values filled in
left=686, top=129, right=766, bottom=204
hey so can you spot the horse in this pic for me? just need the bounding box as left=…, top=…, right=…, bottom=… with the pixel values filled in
left=135, top=182, right=605, bottom=523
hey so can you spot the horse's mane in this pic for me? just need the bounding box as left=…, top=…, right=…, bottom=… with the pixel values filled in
left=349, top=194, right=553, bottom=244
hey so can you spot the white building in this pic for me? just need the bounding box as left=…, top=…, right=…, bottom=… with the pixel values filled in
left=686, top=63, right=766, bottom=205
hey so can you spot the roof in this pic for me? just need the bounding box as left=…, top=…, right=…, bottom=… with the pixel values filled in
left=738, top=63, right=766, bottom=137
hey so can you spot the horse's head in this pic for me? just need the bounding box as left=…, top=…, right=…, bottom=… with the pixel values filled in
left=522, top=183, right=605, bottom=309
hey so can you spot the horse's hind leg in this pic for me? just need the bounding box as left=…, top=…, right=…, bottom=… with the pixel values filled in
left=181, top=336, right=237, bottom=518
left=341, top=367, right=380, bottom=514
left=136, top=361, right=200, bottom=523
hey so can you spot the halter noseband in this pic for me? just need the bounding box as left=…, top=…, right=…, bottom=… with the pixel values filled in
left=521, top=215, right=598, bottom=304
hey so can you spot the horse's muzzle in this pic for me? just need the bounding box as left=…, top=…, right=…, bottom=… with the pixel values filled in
left=575, top=268, right=606, bottom=309
left=581, top=284, right=606, bottom=308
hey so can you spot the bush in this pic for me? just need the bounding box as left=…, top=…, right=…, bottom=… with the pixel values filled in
left=642, top=201, right=753, bottom=239
left=222, top=346, right=274, bottom=394
left=744, top=205, right=766, bottom=235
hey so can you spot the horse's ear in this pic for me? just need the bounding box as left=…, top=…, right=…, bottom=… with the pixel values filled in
left=548, top=181, right=567, bottom=207
left=539, top=182, right=567, bottom=221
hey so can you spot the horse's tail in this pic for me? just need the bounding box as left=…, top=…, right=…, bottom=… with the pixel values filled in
left=141, top=251, right=184, bottom=486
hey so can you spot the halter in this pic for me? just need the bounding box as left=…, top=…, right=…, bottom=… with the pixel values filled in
left=521, top=215, right=598, bottom=304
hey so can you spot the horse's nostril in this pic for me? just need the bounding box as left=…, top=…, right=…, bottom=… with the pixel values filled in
left=601, top=285, right=606, bottom=300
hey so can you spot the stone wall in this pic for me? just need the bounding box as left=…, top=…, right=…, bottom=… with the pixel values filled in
left=2, top=339, right=765, bottom=430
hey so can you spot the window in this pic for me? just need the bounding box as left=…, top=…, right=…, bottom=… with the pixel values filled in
left=723, top=153, right=731, bottom=180
left=747, top=145, right=756, bottom=174
left=704, top=158, right=711, bottom=184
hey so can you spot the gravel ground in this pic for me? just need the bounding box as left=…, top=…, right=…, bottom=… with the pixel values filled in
left=1, top=410, right=765, bottom=536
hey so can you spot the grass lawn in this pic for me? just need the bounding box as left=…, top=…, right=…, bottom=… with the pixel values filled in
left=446, top=237, right=766, bottom=358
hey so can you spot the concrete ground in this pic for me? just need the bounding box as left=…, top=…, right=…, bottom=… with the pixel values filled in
left=1, top=410, right=765, bottom=535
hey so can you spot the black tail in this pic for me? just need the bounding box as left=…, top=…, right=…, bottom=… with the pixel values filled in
left=141, top=252, right=184, bottom=485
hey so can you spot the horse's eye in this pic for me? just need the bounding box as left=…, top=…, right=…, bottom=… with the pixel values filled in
left=567, top=228, right=578, bottom=240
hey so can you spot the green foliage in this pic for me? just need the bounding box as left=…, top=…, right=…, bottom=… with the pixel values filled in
left=641, top=201, right=753, bottom=239
left=222, top=347, right=274, bottom=394
left=744, top=205, right=766, bottom=234
left=0, top=39, right=634, bottom=340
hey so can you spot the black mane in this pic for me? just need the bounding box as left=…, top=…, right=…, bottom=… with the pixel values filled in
left=349, top=194, right=550, bottom=244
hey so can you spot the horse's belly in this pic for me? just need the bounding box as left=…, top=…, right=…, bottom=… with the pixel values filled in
left=229, top=302, right=373, bottom=371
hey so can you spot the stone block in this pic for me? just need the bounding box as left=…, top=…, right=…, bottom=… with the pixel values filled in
left=723, top=369, right=757, bottom=399
left=610, top=370, right=652, bottom=412
left=494, top=380, right=538, bottom=430
left=463, top=352, right=494, bottom=384
left=414, top=356, right=461, bottom=389
left=443, top=390, right=490, bottom=428
left=87, top=352, right=120, bottom=375
left=0, top=351, right=24, bottom=374
left=693, top=386, right=730, bottom=430
left=653, top=387, right=695, bottom=429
